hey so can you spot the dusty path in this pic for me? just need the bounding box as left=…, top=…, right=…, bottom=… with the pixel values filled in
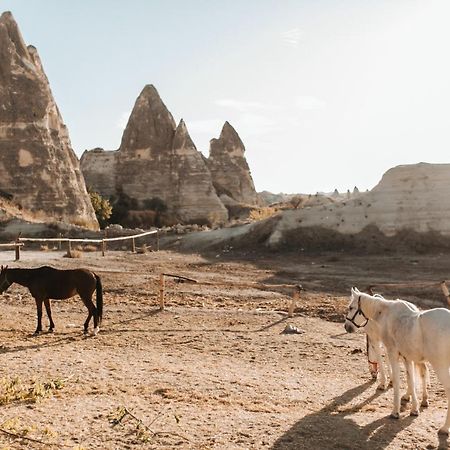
left=0, top=249, right=449, bottom=449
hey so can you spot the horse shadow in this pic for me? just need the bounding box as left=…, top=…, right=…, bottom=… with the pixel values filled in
left=272, top=381, right=419, bottom=450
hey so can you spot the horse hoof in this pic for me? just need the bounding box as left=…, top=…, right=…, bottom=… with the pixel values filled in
left=438, top=428, right=449, bottom=435
left=48, top=329, right=54, bottom=334
left=421, top=399, right=429, bottom=408
left=410, top=410, right=420, bottom=417
left=33, top=331, right=42, bottom=336
left=377, top=384, right=387, bottom=391
left=401, top=396, right=410, bottom=404
left=92, top=327, right=100, bottom=336
left=390, top=412, right=400, bottom=419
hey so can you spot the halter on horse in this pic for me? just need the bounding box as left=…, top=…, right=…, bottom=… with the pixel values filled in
left=0, top=265, right=103, bottom=336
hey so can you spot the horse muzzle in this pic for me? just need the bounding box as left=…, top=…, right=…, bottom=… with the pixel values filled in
left=344, top=321, right=356, bottom=333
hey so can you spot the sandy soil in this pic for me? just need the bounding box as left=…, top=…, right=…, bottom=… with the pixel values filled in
left=0, top=248, right=450, bottom=449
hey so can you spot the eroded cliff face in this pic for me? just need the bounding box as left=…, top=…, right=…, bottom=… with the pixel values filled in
left=207, top=122, right=259, bottom=206
left=170, top=120, right=228, bottom=225
left=267, top=163, right=450, bottom=246
left=0, top=12, right=98, bottom=229
left=80, top=148, right=117, bottom=197
left=82, top=85, right=228, bottom=226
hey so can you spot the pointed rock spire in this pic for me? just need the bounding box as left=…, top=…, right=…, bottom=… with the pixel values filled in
left=110, top=89, right=228, bottom=226
left=0, top=12, right=98, bottom=229
left=119, top=84, right=176, bottom=154
left=207, top=122, right=258, bottom=205
left=172, top=118, right=196, bottom=152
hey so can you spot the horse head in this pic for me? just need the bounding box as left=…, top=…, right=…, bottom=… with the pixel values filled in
left=344, top=287, right=369, bottom=333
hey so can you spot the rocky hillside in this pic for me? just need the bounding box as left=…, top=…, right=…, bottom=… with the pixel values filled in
left=169, top=163, right=450, bottom=253
left=81, top=85, right=258, bottom=226
left=0, top=12, right=98, bottom=230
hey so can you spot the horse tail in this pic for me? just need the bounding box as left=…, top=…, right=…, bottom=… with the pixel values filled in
left=94, top=273, right=103, bottom=325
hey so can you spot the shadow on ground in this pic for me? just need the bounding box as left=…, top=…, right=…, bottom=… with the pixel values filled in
left=272, top=382, right=417, bottom=450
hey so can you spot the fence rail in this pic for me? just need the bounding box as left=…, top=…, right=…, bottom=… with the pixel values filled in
left=0, top=229, right=159, bottom=260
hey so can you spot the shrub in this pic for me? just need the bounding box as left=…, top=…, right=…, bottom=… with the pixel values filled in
left=89, top=190, right=112, bottom=228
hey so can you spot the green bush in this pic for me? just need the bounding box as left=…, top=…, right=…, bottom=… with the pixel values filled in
left=89, top=190, right=112, bottom=228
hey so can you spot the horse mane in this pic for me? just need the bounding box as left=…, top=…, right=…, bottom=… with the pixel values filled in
left=353, top=289, right=387, bottom=319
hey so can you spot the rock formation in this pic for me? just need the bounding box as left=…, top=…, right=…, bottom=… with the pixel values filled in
left=267, top=162, right=450, bottom=247
left=169, top=119, right=228, bottom=224
left=0, top=12, right=98, bottom=229
left=82, top=85, right=228, bottom=226
left=80, top=148, right=117, bottom=197
left=207, top=122, right=259, bottom=206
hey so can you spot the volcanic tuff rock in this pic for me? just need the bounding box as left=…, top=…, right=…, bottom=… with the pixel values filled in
left=207, top=122, right=259, bottom=206
left=81, top=85, right=228, bottom=225
left=80, top=148, right=117, bottom=197
left=267, top=162, right=450, bottom=246
left=0, top=12, right=98, bottom=229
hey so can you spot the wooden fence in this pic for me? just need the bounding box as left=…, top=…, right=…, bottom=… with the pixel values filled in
left=0, top=230, right=158, bottom=261
left=158, top=272, right=304, bottom=317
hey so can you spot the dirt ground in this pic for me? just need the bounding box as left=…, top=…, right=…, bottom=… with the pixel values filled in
left=1, top=247, right=450, bottom=449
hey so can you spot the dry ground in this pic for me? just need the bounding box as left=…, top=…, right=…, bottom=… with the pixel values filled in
left=0, top=248, right=450, bottom=449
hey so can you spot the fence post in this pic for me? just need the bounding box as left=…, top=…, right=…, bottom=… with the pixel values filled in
left=102, top=240, right=106, bottom=257
left=58, top=233, right=62, bottom=250
left=131, top=238, right=136, bottom=253
left=156, top=230, right=160, bottom=251
left=15, top=238, right=21, bottom=261
left=159, top=273, right=165, bottom=310
left=68, top=240, right=72, bottom=257
left=289, top=285, right=303, bottom=317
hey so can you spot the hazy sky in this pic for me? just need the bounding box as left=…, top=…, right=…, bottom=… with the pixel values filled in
left=2, top=0, right=450, bottom=194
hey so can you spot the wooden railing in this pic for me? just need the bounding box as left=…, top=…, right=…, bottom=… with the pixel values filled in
left=0, top=229, right=159, bottom=260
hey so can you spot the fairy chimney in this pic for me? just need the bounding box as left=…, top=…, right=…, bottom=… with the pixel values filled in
left=113, top=85, right=227, bottom=225
left=0, top=12, right=98, bottom=229
left=207, top=122, right=259, bottom=205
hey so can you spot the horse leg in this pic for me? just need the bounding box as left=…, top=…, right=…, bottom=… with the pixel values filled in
left=388, top=350, right=401, bottom=419
left=371, top=340, right=388, bottom=390
left=433, top=364, right=450, bottom=434
left=43, top=299, right=55, bottom=332
left=418, top=362, right=429, bottom=407
left=403, top=360, right=419, bottom=416
left=34, top=297, right=43, bottom=335
left=81, top=295, right=98, bottom=336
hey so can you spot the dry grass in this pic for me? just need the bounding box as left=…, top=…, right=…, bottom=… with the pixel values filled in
left=64, top=249, right=82, bottom=258
left=81, top=244, right=97, bottom=252
left=0, top=377, right=65, bottom=405
left=136, top=245, right=149, bottom=254
left=249, top=207, right=279, bottom=222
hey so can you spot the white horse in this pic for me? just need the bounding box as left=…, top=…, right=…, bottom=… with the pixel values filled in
left=364, top=294, right=428, bottom=402
left=345, top=288, right=440, bottom=427
left=364, top=308, right=429, bottom=405
left=364, top=293, right=392, bottom=388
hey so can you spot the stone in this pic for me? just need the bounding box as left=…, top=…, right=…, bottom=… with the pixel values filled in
left=81, top=85, right=228, bottom=226
left=169, top=119, right=228, bottom=225
left=207, top=122, right=259, bottom=206
left=267, top=162, right=450, bottom=247
left=80, top=148, right=117, bottom=197
left=0, top=12, right=98, bottom=229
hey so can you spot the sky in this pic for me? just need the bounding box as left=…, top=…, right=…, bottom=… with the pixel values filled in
left=2, top=0, right=450, bottom=194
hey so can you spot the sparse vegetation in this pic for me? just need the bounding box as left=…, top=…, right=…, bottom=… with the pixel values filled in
left=108, top=406, right=188, bottom=445
left=249, top=207, right=279, bottom=222
left=89, top=190, right=112, bottom=228
left=110, top=191, right=168, bottom=228
left=64, top=249, right=82, bottom=258
left=0, top=376, right=65, bottom=405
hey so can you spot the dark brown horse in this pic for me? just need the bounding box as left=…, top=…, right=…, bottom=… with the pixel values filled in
left=0, top=265, right=103, bottom=335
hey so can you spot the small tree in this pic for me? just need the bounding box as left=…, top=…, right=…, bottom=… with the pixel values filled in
left=89, top=190, right=112, bottom=228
